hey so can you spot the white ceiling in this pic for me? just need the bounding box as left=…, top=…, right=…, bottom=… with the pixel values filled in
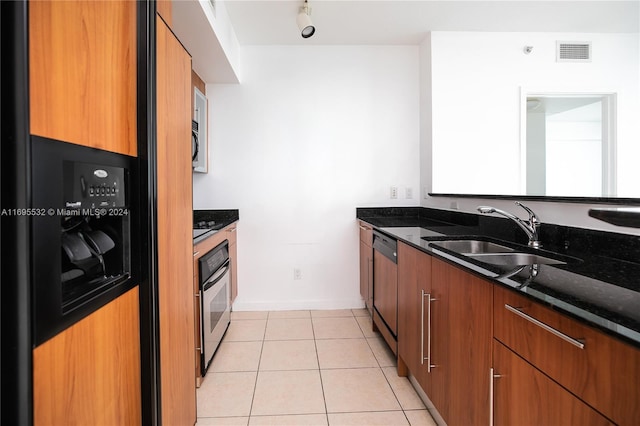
left=222, top=0, right=640, bottom=45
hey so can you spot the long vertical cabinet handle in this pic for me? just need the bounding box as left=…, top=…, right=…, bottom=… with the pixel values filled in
left=420, top=291, right=436, bottom=371
left=490, top=368, right=503, bottom=426
left=421, top=290, right=426, bottom=365
left=197, top=290, right=204, bottom=354
left=427, top=292, right=436, bottom=371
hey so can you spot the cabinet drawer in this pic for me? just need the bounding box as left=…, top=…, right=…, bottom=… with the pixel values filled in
left=494, top=286, right=640, bottom=425
left=359, top=221, right=373, bottom=246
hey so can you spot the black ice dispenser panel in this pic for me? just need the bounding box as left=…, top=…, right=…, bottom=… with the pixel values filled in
left=31, top=136, right=136, bottom=346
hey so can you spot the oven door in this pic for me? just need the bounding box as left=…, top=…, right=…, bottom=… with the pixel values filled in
left=200, top=259, right=231, bottom=376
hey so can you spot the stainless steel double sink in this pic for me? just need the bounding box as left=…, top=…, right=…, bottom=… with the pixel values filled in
left=427, top=239, right=567, bottom=266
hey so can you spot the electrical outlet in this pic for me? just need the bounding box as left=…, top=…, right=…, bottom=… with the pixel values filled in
left=390, top=186, right=398, bottom=199
left=293, top=268, right=302, bottom=280
left=423, top=187, right=429, bottom=199
left=405, top=187, right=413, bottom=199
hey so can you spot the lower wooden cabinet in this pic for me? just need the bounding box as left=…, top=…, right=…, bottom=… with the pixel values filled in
left=358, top=222, right=373, bottom=313
left=492, top=340, right=612, bottom=425
left=396, top=245, right=492, bottom=426
left=494, top=285, right=640, bottom=425
left=397, top=242, right=432, bottom=392
left=430, top=257, right=493, bottom=426
left=33, top=288, right=141, bottom=426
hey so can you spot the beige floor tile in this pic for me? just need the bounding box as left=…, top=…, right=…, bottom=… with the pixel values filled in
left=310, top=309, right=354, bottom=318
left=251, top=370, right=325, bottom=416
left=316, top=339, right=378, bottom=369
left=264, top=318, right=314, bottom=340
left=381, top=367, right=426, bottom=410
left=210, top=341, right=263, bottom=372
left=312, top=317, right=364, bottom=339
left=404, top=410, right=438, bottom=426
left=231, top=311, right=269, bottom=320
left=249, top=414, right=328, bottom=425
left=328, top=411, right=409, bottom=425
left=367, top=337, right=397, bottom=367
left=268, top=310, right=311, bottom=319
left=351, top=308, right=370, bottom=317
left=260, top=340, right=318, bottom=371
left=196, top=416, right=249, bottom=425
left=224, top=320, right=267, bottom=342
left=197, top=372, right=257, bottom=417
left=355, top=315, right=378, bottom=338
left=321, top=368, right=401, bottom=413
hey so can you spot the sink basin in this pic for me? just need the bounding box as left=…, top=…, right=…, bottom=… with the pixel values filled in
left=465, top=252, right=566, bottom=266
left=429, top=239, right=571, bottom=266
left=429, top=240, right=516, bottom=254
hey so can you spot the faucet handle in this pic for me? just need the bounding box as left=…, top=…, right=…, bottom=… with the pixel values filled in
left=515, top=201, right=540, bottom=225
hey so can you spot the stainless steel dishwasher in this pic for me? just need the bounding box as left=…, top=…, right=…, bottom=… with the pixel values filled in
left=372, top=230, right=398, bottom=354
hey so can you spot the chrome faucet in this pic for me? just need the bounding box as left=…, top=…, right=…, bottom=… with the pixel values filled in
left=477, top=201, right=542, bottom=248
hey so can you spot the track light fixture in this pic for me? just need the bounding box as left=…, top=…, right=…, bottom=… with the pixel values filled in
left=297, top=0, right=315, bottom=39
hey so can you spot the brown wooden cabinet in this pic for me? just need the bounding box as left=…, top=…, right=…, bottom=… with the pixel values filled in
left=430, top=257, right=493, bottom=426
left=33, top=288, right=141, bottom=426
left=492, top=340, right=612, bottom=426
left=29, top=0, right=137, bottom=156
left=494, top=285, right=640, bottom=425
left=397, top=242, right=432, bottom=392
left=358, top=221, right=373, bottom=313
left=156, top=15, right=196, bottom=425
left=227, top=224, right=239, bottom=303
left=396, top=246, right=492, bottom=426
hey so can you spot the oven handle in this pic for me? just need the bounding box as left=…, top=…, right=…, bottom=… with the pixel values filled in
left=202, top=260, right=230, bottom=292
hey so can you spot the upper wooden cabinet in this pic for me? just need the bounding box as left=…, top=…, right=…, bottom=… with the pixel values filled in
left=29, top=0, right=137, bottom=156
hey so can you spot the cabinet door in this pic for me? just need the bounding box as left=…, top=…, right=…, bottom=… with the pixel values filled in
left=359, top=240, right=371, bottom=307
left=397, top=242, right=432, bottom=393
left=431, top=258, right=492, bottom=426
left=373, top=251, right=398, bottom=334
left=33, top=288, right=141, bottom=425
left=493, top=340, right=612, bottom=426
left=156, top=16, right=196, bottom=426
left=29, top=0, right=137, bottom=156
left=227, top=225, right=239, bottom=303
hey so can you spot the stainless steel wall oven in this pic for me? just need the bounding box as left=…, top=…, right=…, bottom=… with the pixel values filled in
left=198, top=240, right=231, bottom=376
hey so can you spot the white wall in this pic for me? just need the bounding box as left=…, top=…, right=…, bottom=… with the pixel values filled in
left=422, top=31, right=640, bottom=236
left=194, top=45, right=420, bottom=311
left=428, top=31, right=640, bottom=196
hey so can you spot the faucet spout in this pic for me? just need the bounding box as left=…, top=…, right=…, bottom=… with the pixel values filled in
left=477, top=202, right=542, bottom=248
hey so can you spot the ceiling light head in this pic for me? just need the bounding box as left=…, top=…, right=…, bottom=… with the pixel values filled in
left=297, top=0, right=315, bottom=39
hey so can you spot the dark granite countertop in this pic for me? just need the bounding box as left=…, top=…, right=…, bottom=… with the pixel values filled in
left=357, top=207, right=640, bottom=348
left=193, top=209, right=239, bottom=245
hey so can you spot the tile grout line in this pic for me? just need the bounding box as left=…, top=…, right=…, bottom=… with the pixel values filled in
left=311, top=311, right=330, bottom=425
left=245, top=316, right=268, bottom=424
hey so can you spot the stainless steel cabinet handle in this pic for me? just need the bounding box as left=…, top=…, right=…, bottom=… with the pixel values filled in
left=193, top=251, right=200, bottom=257
left=359, top=225, right=370, bottom=231
left=504, top=304, right=585, bottom=349
left=197, top=290, right=204, bottom=354
left=427, top=293, right=436, bottom=371
left=227, top=228, right=237, bottom=233
left=421, top=290, right=426, bottom=365
left=489, top=368, right=502, bottom=426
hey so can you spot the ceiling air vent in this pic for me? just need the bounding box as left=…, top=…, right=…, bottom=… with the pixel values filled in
left=556, top=41, right=591, bottom=62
